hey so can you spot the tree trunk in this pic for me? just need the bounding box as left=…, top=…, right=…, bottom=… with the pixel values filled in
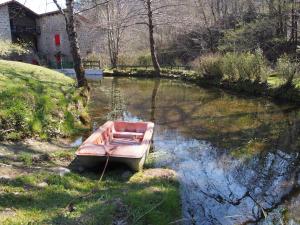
left=105, top=1, right=120, bottom=69
left=65, top=0, right=88, bottom=88
left=197, top=0, right=215, bottom=52
left=146, top=0, right=161, bottom=76
left=209, top=1, right=217, bottom=23
left=291, top=0, right=298, bottom=51
left=269, top=0, right=275, bottom=15
left=106, top=2, right=114, bottom=68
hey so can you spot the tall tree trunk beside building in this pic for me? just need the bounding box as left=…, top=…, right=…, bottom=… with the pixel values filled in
left=53, top=0, right=88, bottom=89
left=145, top=0, right=161, bottom=76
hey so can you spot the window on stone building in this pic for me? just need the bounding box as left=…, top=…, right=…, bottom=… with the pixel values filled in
left=54, top=34, right=61, bottom=46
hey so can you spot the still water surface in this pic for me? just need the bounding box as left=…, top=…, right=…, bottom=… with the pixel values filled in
left=86, top=77, right=300, bottom=225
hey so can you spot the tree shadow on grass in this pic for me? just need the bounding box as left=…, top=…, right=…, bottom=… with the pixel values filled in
left=0, top=174, right=77, bottom=211
left=40, top=170, right=180, bottom=225
left=0, top=155, right=180, bottom=225
left=0, top=142, right=47, bottom=155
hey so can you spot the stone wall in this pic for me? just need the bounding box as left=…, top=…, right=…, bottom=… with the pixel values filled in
left=0, top=5, right=12, bottom=41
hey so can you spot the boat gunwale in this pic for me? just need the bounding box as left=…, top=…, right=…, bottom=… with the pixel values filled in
left=76, top=121, right=154, bottom=159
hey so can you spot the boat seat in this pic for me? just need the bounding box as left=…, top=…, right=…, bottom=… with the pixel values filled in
left=113, top=131, right=144, bottom=138
left=111, top=137, right=140, bottom=145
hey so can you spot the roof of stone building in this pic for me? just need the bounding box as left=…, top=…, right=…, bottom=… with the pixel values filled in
left=0, top=0, right=92, bottom=23
left=0, top=0, right=64, bottom=18
left=39, top=10, right=63, bottom=17
left=0, top=0, right=39, bottom=17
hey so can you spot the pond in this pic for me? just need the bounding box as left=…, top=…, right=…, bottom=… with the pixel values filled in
left=85, top=77, right=300, bottom=225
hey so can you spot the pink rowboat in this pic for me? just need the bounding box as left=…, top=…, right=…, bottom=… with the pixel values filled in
left=76, top=121, right=155, bottom=171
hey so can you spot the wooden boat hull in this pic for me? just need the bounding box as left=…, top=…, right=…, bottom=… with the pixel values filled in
left=76, top=121, right=154, bottom=171
left=76, top=147, right=149, bottom=171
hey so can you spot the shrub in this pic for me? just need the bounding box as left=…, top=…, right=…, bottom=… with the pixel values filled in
left=113, top=52, right=153, bottom=67
left=221, top=50, right=268, bottom=82
left=275, top=54, right=299, bottom=86
left=118, top=54, right=139, bottom=66
left=192, top=54, right=223, bottom=80
left=84, top=52, right=110, bottom=68
left=137, top=53, right=152, bottom=66
left=219, top=18, right=277, bottom=55
left=0, top=40, right=28, bottom=58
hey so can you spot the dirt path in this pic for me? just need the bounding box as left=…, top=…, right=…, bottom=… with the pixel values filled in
left=0, top=139, right=75, bottom=178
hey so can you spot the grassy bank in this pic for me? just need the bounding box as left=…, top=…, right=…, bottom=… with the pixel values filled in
left=0, top=60, right=181, bottom=224
left=0, top=60, right=88, bottom=141
left=0, top=140, right=181, bottom=225
left=104, top=53, right=300, bottom=104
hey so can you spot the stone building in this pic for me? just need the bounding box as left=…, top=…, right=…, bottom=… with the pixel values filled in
left=0, top=0, right=104, bottom=67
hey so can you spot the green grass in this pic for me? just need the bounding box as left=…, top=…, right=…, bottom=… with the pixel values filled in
left=267, top=74, right=300, bottom=89
left=0, top=153, right=181, bottom=225
left=0, top=60, right=86, bottom=140
left=267, top=74, right=286, bottom=88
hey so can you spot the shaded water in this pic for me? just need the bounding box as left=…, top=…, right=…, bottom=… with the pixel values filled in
left=87, top=77, right=300, bottom=225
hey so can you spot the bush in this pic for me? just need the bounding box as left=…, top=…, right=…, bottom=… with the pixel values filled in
left=0, top=40, right=28, bottom=58
left=192, top=54, right=223, bottom=80
left=219, top=18, right=277, bottom=54
left=84, top=53, right=110, bottom=68
left=117, top=54, right=138, bottom=66
left=137, top=53, right=152, bottom=66
left=110, top=52, right=154, bottom=67
left=221, top=50, right=268, bottom=82
left=275, top=54, right=299, bottom=86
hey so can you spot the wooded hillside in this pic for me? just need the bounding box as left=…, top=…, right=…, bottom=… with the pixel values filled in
left=77, top=0, right=300, bottom=66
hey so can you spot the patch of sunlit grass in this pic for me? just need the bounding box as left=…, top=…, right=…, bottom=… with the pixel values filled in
left=0, top=60, right=85, bottom=141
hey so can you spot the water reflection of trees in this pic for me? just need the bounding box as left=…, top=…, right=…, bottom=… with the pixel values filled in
left=107, top=77, right=126, bottom=120
left=176, top=139, right=300, bottom=224
left=150, top=78, right=161, bottom=123
left=114, top=78, right=300, bottom=152
left=88, top=78, right=300, bottom=224
left=234, top=149, right=300, bottom=224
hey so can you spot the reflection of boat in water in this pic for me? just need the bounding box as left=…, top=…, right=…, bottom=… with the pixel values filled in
left=76, top=121, right=154, bottom=171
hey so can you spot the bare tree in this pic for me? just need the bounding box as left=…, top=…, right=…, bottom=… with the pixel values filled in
left=103, top=0, right=133, bottom=68
left=79, top=0, right=140, bottom=68
left=144, top=0, right=161, bottom=76
left=53, top=0, right=88, bottom=89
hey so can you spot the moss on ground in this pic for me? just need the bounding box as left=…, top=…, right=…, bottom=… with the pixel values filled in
left=0, top=140, right=181, bottom=225
left=0, top=60, right=87, bottom=141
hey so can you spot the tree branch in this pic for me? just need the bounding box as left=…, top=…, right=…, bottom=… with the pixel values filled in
left=53, top=0, right=68, bottom=24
